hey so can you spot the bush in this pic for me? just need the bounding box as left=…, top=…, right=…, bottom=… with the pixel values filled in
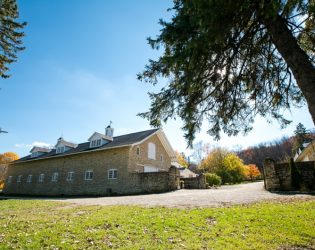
left=289, top=158, right=304, bottom=189
left=205, top=173, right=222, bottom=186
left=216, top=169, right=233, bottom=184
left=231, top=171, right=244, bottom=184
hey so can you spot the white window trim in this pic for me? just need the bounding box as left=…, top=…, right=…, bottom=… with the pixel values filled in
left=67, top=172, right=74, bottom=181
left=136, top=146, right=140, bottom=155
left=52, top=173, right=58, bottom=181
left=91, top=139, right=102, bottom=148
left=108, top=169, right=117, bottom=179
left=85, top=171, right=93, bottom=180
left=27, top=175, right=32, bottom=183
left=17, top=175, right=22, bottom=182
left=8, top=176, right=12, bottom=183
left=39, top=174, right=45, bottom=182
left=148, top=143, right=156, bottom=160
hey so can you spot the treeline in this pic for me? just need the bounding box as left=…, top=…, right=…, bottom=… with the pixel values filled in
left=237, top=127, right=315, bottom=171
left=236, top=136, right=294, bottom=170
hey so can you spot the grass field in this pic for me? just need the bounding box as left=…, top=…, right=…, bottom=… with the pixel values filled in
left=0, top=198, right=314, bottom=249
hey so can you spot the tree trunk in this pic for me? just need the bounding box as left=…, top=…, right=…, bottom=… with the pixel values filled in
left=260, top=14, right=315, bottom=125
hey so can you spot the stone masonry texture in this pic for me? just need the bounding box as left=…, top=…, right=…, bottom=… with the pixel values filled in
left=180, top=174, right=206, bottom=189
left=263, top=158, right=314, bottom=191
left=3, top=134, right=181, bottom=196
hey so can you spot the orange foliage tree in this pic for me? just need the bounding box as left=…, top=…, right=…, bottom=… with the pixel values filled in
left=0, top=152, right=19, bottom=186
left=175, top=151, right=188, bottom=168
left=247, top=164, right=261, bottom=181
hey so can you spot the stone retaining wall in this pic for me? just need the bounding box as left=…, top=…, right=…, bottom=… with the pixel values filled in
left=263, top=158, right=314, bottom=191
left=180, top=174, right=206, bottom=189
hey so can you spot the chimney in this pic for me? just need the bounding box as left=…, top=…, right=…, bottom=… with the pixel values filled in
left=105, top=125, right=114, bottom=138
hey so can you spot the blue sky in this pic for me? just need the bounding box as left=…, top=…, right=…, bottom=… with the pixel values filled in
left=0, top=0, right=314, bottom=161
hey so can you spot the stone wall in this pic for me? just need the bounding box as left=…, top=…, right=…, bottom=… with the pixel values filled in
left=180, top=174, right=206, bottom=189
left=3, top=147, right=131, bottom=196
left=263, top=158, right=314, bottom=191
left=119, top=166, right=179, bottom=195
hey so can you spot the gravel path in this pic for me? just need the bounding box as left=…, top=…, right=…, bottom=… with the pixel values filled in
left=42, top=182, right=315, bottom=208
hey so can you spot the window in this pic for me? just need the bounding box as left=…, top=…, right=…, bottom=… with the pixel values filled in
left=91, top=139, right=101, bottom=148
left=85, top=171, right=93, bottom=180
left=161, top=155, right=163, bottom=162
left=8, top=176, right=12, bottom=183
left=148, top=143, right=156, bottom=160
left=56, top=146, right=65, bottom=154
left=17, top=175, right=22, bottom=182
left=52, top=173, right=58, bottom=181
left=108, top=169, right=117, bottom=179
left=31, top=152, right=38, bottom=158
left=39, top=174, right=45, bottom=182
left=136, top=147, right=140, bottom=155
left=27, top=175, right=32, bottom=182
left=67, top=172, right=74, bottom=181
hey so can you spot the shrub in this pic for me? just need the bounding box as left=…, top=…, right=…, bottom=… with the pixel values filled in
left=205, top=173, right=222, bottom=186
left=289, top=158, right=304, bottom=189
left=230, top=171, right=244, bottom=184
left=216, top=169, right=232, bottom=184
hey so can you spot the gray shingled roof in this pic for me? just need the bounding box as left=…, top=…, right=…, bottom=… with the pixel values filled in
left=57, top=139, right=78, bottom=148
left=13, top=129, right=159, bottom=164
left=33, top=147, right=51, bottom=153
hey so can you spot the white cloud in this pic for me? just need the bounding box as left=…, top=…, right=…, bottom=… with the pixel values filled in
left=15, top=142, right=54, bottom=149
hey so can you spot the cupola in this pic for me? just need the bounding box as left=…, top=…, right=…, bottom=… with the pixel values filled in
left=105, top=125, right=114, bottom=138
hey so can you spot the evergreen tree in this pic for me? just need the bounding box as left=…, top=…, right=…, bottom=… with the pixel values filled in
left=0, top=0, right=27, bottom=79
left=292, top=123, right=312, bottom=154
left=138, top=0, right=315, bottom=146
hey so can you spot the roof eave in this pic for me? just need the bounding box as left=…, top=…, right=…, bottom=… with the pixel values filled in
left=9, top=144, right=133, bottom=165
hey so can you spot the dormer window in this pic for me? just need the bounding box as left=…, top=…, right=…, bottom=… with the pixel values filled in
left=30, top=146, right=51, bottom=158
left=88, top=132, right=113, bottom=148
left=91, top=139, right=101, bottom=148
left=56, top=146, right=65, bottom=154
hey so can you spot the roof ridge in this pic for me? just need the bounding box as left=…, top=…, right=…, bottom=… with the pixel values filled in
left=113, top=128, right=159, bottom=139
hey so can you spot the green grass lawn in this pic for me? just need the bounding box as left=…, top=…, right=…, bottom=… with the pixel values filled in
left=0, top=198, right=314, bottom=249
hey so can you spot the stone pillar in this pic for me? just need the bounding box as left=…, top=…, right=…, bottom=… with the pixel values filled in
left=198, top=174, right=206, bottom=189
left=263, top=158, right=280, bottom=191
left=168, top=166, right=180, bottom=190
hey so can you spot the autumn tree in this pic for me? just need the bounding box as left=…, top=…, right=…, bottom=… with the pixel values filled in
left=247, top=164, right=261, bottom=181
left=175, top=151, right=188, bottom=168
left=237, top=135, right=295, bottom=169
left=0, top=0, right=27, bottom=79
left=0, top=152, right=19, bottom=185
left=201, top=148, right=249, bottom=184
left=138, top=0, right=315, bottom=146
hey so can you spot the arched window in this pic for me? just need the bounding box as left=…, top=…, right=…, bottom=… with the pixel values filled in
left=148, top=143, right=156, bottom=160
